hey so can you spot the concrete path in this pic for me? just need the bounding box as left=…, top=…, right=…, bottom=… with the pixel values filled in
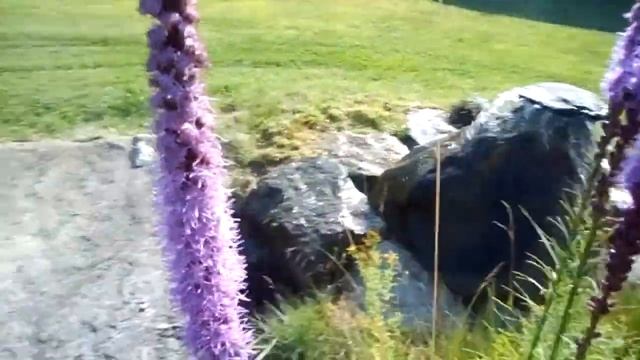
left=0, top=139, right=186, bottom=359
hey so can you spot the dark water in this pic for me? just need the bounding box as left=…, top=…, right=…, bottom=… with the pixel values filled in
left=446, top=0, right=633, bottom=32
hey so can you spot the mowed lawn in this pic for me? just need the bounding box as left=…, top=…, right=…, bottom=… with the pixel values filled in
left=0, top=0, right=617, bottom=162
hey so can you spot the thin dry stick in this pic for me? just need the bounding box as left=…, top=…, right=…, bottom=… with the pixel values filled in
left=431, top=140, right=442, bottom=358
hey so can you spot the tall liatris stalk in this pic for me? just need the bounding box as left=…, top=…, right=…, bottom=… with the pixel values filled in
left=574, top=2, right=640, bottom=359
left=548, top=3, right=640, bottom=359
left=139, top=1, right=253, bottom=359
left=575, top=143, right=640, bottom=360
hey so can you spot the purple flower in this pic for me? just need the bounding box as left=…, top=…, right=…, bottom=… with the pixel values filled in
left=603, top=2, right=640, bottom=107
left=622, top=138, right=640, bottom=202
left=577, top=4, right=640, bottom=358
left=585, top=142, right=640, bottom=320
left=593, top=2, right=640, bottom=216
left=578, top=136, right=640, bottom=360
left=139, top=1, right=253, bottom=359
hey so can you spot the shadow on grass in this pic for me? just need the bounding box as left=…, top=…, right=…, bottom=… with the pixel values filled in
left=444, top=0, right=631, bottom=32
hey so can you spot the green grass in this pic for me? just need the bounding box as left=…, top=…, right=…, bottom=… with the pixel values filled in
left=255, top=227, right=640, bottom=359
left=0, top=0, right=616, bottom=163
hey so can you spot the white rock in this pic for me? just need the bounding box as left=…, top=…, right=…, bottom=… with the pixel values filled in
left=406, top=108, right=458, bottom=146
left=130, top=135, right=156, bottom=168
left=319, top=131, right=409, bottom=177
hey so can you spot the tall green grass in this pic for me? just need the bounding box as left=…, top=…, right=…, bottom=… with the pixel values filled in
left=254, top=210, right=640, bottom=359
left=254, top=157, right=640, bottom=359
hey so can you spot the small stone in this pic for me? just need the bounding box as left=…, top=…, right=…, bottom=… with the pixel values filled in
left=447, top=96, right=488, bottom=128
left=317, top=131, right=409, bottom=193
left=405, top=108, right=458, bottom=147
left=129, top=135, right=156, bottom=168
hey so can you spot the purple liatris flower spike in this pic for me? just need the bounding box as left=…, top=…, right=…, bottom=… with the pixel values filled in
left=139, top=1, right=253, bottom=359
left=622, top=138, right=640, bottom=202
left=593, top=137, right=640, bottom=309
left=576, top=4, right=640, bottom=359
left=576, top=144, right=640, bottom=360
left=603, top=2, right=640, bottom=109
left=599, top=3, right=640, bottom=170
left=592, top=1, right=640, bottom=215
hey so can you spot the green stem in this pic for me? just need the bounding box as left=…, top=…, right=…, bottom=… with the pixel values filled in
left=523, top=277, right=558, bottom=360
left=549, top=115, right=621, bottom=359
left=524, top=170, right=601, bottom=360
left=574, top=301, right=607, bottom=360
left=525, top=116, right=616, bottom=358
left=568, top=173, right=599, bottom=238
left=548, top=219, right=602, bottom=360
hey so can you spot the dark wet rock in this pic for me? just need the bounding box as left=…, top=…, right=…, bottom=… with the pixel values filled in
left=447, top=96, right=489, bottom=129
left=370, top=83, right=607, bottom=305
left=239, top=157, right=384, bottom=309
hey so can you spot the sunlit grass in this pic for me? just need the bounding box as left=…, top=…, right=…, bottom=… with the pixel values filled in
left=0, top=0, right=615, bottom=163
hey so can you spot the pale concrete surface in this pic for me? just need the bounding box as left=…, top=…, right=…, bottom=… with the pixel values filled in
left=0, top=139, right=186, bottom=360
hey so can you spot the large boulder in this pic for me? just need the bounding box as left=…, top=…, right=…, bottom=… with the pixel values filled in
left=239, top=157, right=384, bottom=309
left=240, top=132, right=412, bottom=309
left=370, top=83, right=607, bottom=304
